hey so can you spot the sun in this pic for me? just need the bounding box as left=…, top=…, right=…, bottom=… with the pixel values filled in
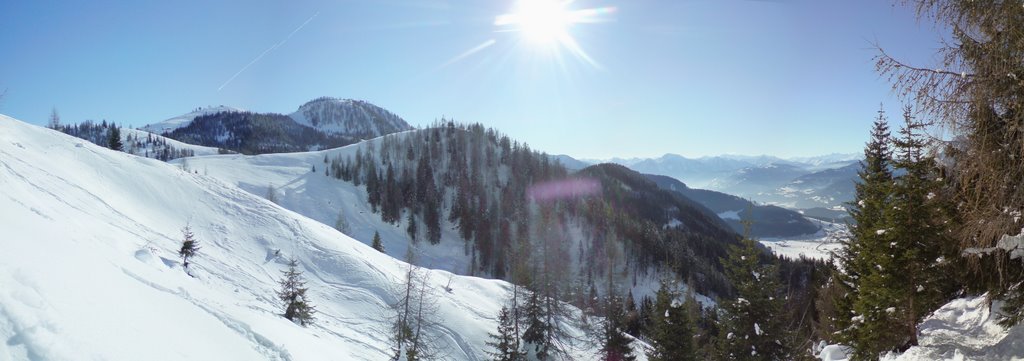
left=501, top=0, right=573, bottom=45
left=494, top=0, right=616, bottom=65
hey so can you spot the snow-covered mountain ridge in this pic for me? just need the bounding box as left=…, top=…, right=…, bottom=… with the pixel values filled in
left=0, top=115, right=619, bottom=360
left=289, top=97, right=412, bottom=137
left=141, top=98, right=411, bottom=140
left=141, top=105, right=246, bottom=134
left=140, top=98, right=413, bottom=155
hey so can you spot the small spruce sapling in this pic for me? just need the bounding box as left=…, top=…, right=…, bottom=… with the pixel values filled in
left=179, top=225, right=200, bottom=275
left=372, top=231, right=385, bottom=253
left=277, top=258, right=316, bottom=326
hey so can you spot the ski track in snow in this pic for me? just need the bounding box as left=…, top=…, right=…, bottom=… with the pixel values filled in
left=119, top=268, right=293, bottom=361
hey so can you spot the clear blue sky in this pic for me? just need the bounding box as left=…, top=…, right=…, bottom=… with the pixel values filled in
left=0, top=0, right=946, bottom=159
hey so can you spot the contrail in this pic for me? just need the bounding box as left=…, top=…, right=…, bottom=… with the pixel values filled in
left=218, top=11, right=320, bottom=91
left=437, top=39, right=497, bottom=70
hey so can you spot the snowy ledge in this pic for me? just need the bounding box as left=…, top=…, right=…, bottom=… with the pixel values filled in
left=963, top=228, right=1024, bottom=260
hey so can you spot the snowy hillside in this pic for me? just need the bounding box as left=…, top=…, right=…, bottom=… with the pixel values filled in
left=289, top=97, right=412, bottom=138
left=121, top=128, right=227, bottom=158
left=178, top=128, right=728, bottom=305
left=173, top=132, right=476, bottom=275
left=0, top=115, right=623, bottom=360
left=141, top=105, right=245, bottom=134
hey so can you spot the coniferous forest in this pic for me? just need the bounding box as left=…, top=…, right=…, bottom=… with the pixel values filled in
left=318, top=120, right=828, bottom=359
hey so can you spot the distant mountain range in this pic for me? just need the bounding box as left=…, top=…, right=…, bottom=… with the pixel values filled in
left=644, top=174, right=820, bottom=238
left=142, top=97, right=413, bottom=155
left=569, top=153, right=862, bottom=210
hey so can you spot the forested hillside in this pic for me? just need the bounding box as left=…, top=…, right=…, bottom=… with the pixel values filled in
left=318, top=121, right=749, bottom=296
left=646, top=173, right=820, bottom=237
left=54, top=120, right=229, bottom=161
left=166, top=111, right=362, bottom=154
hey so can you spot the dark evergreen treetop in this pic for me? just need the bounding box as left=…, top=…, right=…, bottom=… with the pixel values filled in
left=107, top=125, right=123, bottom=151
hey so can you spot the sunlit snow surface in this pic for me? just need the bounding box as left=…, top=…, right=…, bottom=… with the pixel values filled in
left=140, top=105, right=245, bottom=134
left=818, top=295, right=1024, bottom=360
left=0, top=115, right=639, bottom=361
left=759, top=219, right=847, bottom=261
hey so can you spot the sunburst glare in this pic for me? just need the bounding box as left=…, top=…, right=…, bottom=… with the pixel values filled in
left=494, top=0, right=615, bottom=67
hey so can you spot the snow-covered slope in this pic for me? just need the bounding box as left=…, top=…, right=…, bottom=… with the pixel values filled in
left=121, top=128, right=227, bottom=158
left=141, top=105, right=245, bottom=134
left=818, top=295, right=1024, bottom=360
left=881, top=296, right=1022, bottom=360
left=173, top=132, right=474, bottom=275
left=0, top=115, right=620, bottom=360
left=289, top=97, right=412, bottom=138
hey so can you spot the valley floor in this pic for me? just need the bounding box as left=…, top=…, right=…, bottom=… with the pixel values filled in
left=759, top=220, right=847, bottom=261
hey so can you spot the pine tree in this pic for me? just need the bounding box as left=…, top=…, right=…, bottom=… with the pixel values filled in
left=277, top=258, right=315, bottom=326
left=851, top=108, right=958, bottom=357
left=647, top=278, right=695, bottom=361
left=335, top=208, right=351, bottom=234
left=719, top=237, right=787, bottom=361
left=521, top=291, right=551, bottom=360
left=424, top=188, right=441, bottom=245
left=367, top=166, right=381, bottom=213
left=832, top=108, right=893, bottom=348
left=383, top=164, right=400, bottom=223
left=391, top=252, right=439, bottom=361
left=372, top=231, right=385, bottom=253
left=623, top=290, right=640, bottom=337
left=875, top=0, right=1024, bottom=327
left=107, top=126, right=123, bottom=151
left=838, top=108, right=959, bottom=359
left=48, top=107, right=61, bottom=130
left=406, top=212, right=418, bottom=243
left=178, top=225, right=200, bottom=274
left=487, top=306, right=525, bottom=361
left=599, top=293, right=635, bottom=361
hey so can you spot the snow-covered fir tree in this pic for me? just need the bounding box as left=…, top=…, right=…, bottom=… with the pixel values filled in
left=486, top=306, right=525, bottom=361
left=277, top=258, right=315, bottom=326
left=372, top=231, right=385, bottom=253
left=647, top=278, right=695, bottom=361
left=718, top=236, right=787, bottom=361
